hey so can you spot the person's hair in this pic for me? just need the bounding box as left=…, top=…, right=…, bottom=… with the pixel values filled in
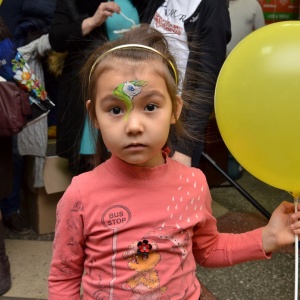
left=0, top=17, right=12, bottom=41
left=80, top=24, right=212, bottom=167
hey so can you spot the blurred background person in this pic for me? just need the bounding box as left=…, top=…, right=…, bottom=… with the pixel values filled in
left=49, top=0, right=144, bottom=174
left=0, top=136, right=13, bottom=295
left=225, top=0, right=265, bottom=179
left=0, top=0, right=55, bottom=235
left=227, top=0, right=265, bottom=56
left=139, top=0, right=231, bottom=168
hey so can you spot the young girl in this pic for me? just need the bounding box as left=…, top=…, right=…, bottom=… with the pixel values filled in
left=48, top=25, right=300, bottom=299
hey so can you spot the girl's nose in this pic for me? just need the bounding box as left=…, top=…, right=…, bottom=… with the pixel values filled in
left=125, top=114, right=143, bottom=135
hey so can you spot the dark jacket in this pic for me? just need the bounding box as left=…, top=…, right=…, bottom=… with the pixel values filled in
left=0, top=0, right=23, bottom=36
left=140, top=0, right=231, bottom=166
left=48, top=0, right=144, bottom=172
left=13, top=0, right=56, bottom=47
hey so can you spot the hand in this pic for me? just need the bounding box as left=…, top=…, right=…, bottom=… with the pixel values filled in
left=82, top=2, right=121, bottom=36
left=262, top=201, right=300, bottom=253
left=92, top=2, right=121, bottom=27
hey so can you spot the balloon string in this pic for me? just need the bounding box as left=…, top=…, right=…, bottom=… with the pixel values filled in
left=295, top=197, right=299, bottom=300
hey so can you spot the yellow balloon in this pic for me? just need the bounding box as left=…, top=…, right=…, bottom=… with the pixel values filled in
left=215, top=21, right=300, bottom=197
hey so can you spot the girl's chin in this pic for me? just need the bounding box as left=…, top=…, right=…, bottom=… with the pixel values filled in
left=121, top=154, right=165, bottom=168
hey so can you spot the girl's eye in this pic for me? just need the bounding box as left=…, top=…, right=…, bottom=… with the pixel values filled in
left=145, top=104, right=157, bottom=112
left=109, top=107, right=123, bottom=115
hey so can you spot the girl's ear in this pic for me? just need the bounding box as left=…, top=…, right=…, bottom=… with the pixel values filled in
left=170, top=95, right=183, bottom=124
left=86, top=100, right=100, bottom=129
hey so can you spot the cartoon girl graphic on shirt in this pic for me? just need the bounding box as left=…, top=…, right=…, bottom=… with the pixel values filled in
left=122, top=225, right=192, bottom=299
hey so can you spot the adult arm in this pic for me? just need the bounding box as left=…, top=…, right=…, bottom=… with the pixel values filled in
left=49, top=0, right=120, bottom=52
left=81, top=2, right=120, bottom=36
left=49, top=0, right=85, bottom=52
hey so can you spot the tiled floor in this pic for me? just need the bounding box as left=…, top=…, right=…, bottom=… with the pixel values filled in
left=1, top=170, right=297, bottom=300
left=2, top=240, right=52, bottom=299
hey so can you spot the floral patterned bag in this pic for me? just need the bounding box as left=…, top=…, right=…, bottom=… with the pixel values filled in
left=0, top=38, right=54, bottom=111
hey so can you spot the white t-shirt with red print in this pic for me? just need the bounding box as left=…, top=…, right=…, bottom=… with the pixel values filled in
left=150, top=0, right=203, bottom=89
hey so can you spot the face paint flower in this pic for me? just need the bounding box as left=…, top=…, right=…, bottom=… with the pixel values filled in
left=113, top=80, right=148, bottom=118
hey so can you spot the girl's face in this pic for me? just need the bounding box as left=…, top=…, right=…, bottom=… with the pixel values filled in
left=88, top=61, right=181, bottom=168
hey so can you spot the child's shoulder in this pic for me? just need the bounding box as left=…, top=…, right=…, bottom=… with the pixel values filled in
left=71, top=163, right=107, bottom=188
left=172, top=158, right=207, bottom=180
left=60, top=164, right=110, bottom=201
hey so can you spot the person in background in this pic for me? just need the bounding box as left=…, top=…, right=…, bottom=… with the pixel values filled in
left=0, top=7, right=21, bottom=293
left=0, top=0, right=56, bottom=235
left=49, top=0, right=145, bottom=174
left=79, top=0, right=142, bottom=170
left=0, top=136, right=13, bottom=295
left=48, top=25, right=300, bottom=299
left=225, top=0, right=265, bottom=178
left=226, top=0, right=265, bottom=56
left=0, top=16, right=14, bottom=288
left=139, top=0, right=231, bottom=168
left=0, top=1, right=29, bottom=235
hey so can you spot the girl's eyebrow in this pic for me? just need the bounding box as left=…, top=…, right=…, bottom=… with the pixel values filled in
left=140, top=89, right=165, bottom=99
left=98, top=97, right=123, bottom=109
left=99, top=94, right=123, bottom=104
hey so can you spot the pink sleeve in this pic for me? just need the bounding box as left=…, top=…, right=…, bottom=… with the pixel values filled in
left=192, top=185, right=271, bottom=268
left=48, top=178, right=85, bottom=299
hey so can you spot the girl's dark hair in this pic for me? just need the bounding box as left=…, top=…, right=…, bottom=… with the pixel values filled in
left=80, top=24, right=211, bottom=167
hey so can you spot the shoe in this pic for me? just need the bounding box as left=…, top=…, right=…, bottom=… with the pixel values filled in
left=0, top=255, right=11, bottom=296
left=3, top=212, right=31, bottom=235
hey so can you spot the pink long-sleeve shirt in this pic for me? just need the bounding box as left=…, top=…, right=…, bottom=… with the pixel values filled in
left=48, top=154, right=269, bottom=299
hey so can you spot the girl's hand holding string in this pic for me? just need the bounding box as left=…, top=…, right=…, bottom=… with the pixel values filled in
left=262, top=201, right=300, bottom=253
left=82, top=2, right=121, bottom=36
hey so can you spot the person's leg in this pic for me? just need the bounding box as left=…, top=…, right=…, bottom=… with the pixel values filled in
left=0, top=213, right=11, bottom=296
left=0, top=144, right=22, bottom=216
left=0, top=137, right=12, bottom=296
left=0, top=136, right=30, bottom=235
